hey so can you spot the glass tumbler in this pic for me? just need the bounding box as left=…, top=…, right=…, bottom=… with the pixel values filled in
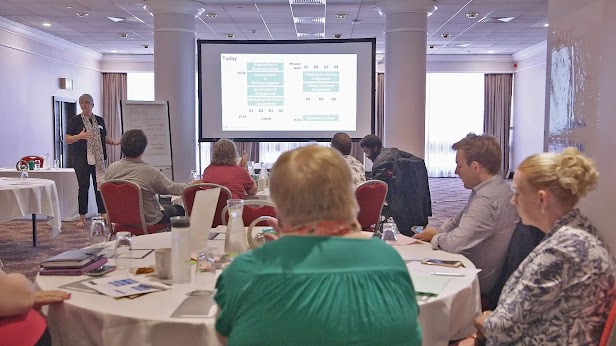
left=90, top=216, right=109, bottom=248
left=189, top=251, right=217, bottom=297
left=114, top=232, right=133, bottom=274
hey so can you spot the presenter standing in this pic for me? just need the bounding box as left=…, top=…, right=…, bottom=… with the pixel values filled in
left=65, top=94, right=120, bottom=228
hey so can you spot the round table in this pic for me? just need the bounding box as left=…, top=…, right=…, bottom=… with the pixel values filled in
left=36, top=231, right=480, bottom=346
left=0, top=177, right=61, bottom=246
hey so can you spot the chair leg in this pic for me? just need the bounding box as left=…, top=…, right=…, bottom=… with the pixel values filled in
left=32, top=214, right=37, bottom=247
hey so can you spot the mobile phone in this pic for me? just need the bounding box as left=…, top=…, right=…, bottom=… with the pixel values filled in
left=421, top=259, right=463, bottom=268
left=411, top=226, right=424, bottom=234
left=87, top=265, right=116, bottom=277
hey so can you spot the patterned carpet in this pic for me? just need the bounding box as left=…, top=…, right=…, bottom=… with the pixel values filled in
left=0, top=178, right=470, bottom=280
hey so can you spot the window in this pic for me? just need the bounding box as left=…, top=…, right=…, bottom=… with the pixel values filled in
left=425, top=73, right=484, bottom=177
left=259, top=142, right=330, bottom=164
left=127, top=73, right=154, bottom=101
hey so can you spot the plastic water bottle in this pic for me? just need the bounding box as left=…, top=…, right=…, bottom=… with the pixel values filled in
left=171, top=216, right=192, bottom=284
left=43, top=153, right=49, bottom=169
left=258, top=163, right=268, bottom=190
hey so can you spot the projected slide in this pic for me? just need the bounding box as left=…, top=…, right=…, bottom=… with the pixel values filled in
left=220, top=54, right=357, bottom=132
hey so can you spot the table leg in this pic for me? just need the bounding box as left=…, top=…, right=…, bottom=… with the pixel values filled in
left=32, top=214, right=37, bottom=247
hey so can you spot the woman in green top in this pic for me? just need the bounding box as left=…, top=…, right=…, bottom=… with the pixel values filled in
left=214, top=145, right=422, bottom=345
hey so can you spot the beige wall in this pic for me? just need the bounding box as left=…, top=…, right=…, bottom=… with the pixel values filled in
left=0, top=18, right=102, bottom=167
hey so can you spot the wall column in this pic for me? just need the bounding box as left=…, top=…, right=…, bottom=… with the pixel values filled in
left=377, top=0, right=437, bottom=158
left=145, top=0, right=204, bottom=180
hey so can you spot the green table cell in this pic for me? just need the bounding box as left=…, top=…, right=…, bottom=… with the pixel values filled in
left=302, top=115, right=340, bottom=121
left=247, top=97, right=284, bottom=107
left=248, top=63, right=284, bottom=71
left=303, top=83, right=340, bottom=92
left=247, top=72, right=284, bottom=85
left=247, top=87, right=284, bottom=97
left=303, top=71, right=340, bottom=82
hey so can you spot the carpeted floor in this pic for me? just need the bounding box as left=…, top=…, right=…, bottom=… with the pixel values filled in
left=0, top=178, right=470, bottom=280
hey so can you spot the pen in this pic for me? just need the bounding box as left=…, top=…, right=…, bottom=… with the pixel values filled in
left=430, top=272, right=465, bottom=277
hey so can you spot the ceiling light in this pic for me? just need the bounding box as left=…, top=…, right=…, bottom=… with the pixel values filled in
left=108, top=16, right=125, bottom=23
left=335, top=13, right=347, bottom=19
left=544, top=23, right=549, bottom=27
left=333, top=34, right=342, bottom=38
left=456, top=43, right=470, bottom=47
left=441, top=33, right=450, bottom=38
left=66, top=6, right=72, bottom=9
left=290, top=0, right=326, bottom=4
left=226, top=33, right=235, bottom=38
left=111, top=50, right=118, bottom=53
left=119, top=33, right=129, bottom=38
left=42, top=23, right=51, bottom=27
left=76, top=12, right=89, bottom=17
left=496, top=17, right=515, bottom=23
left=294, top=17, right=325, bottom=24
left=488, top=50, right=495, bottom=53
left=466, top=12, right=479, bottom=19
left=206, top=13, right=217, bottom=18
left=351, top=19, right=361, bottom=24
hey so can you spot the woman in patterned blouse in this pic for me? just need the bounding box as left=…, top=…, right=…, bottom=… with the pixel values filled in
left=473, top=147, right=616, bottom=345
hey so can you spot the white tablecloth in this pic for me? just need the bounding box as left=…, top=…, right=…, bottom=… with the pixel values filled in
left=36, top=231, right=480, bottom=346
left=0, top=168, right=97, bottom=221
left=0, top=177, right=61, bottom=237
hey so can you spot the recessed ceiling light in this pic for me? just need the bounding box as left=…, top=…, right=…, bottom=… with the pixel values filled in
left=488, top=50, right=495, bottom=53
left=206, top=13, right=217, bottom=18
left=466, top=12, right=479, bottom=19
left=335, top=13, right=347, bottom=19
left=351, top=19, right=361, bottom=24
left=119, top=33, right=129, bottom=38
left=42, top=23, right=51, bottom=27
left=76, top=12, right=89, bottom=17
left=456, top=43, right=470, bottom=47
left=441, top=33, right=450, bottom=38
left=226, top=33, right=235, bottom=38
left=111, top=50, right=118, bottom=53
left=544, top=23, right=549, bottom=27
left=66, top=6, right=72, bottom=9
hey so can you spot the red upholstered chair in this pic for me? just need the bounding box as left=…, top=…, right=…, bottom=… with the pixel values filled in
left=600, top=299, right=616, bottom=346
left=221, top=200, right=277, bottom=227
left=16, top=155, right=44, bottom=169
left=355, top=180, right=388, bottom=231
left=182, top=183, right=232, bottom=228
left=100, top=180, right=168, bottom=236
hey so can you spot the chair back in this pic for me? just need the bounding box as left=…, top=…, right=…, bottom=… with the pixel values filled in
left=484, top=221, right=544, bottom=310
left=100, top=180, right=167, bottom=236
left=221, top=200, right=277, bottom=227
left=182, top=183, right=232, bottom=227
left=355, top=180, right=388, bottom=231
left=600, top=300, right=616, bottom=346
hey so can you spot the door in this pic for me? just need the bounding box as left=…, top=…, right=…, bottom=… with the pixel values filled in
left=53, top=96, right=77, bottom=168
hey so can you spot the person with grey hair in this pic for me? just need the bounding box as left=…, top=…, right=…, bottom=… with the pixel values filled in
left=66, top=93, right=120, bottom=228
left=201, top=139, right=257, bottom=199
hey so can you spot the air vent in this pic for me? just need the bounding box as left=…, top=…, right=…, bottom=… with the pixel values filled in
left=107, top=16, right=144, bottom=23
left=478, top=16, right=515, bottom=23
left=297, top=32, right=325, bottom=38
left=290, top=0, right=326, bottom=4
left=294, top=17, right=325, bottom=24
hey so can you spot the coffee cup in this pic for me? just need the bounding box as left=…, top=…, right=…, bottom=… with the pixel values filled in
left=27, top=161, right=35, bottom=170
left=155, top=248, right=172, bottom=279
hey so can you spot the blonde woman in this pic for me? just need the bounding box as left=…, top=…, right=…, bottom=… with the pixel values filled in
left=473, top=148, right=616, bottom=345
left=214, top=146, right=422, bottom=345
left=201, top=139, right=256, bottom=199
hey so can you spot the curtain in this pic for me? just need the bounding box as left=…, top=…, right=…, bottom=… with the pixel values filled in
left=350, top=142, right=364, bottom=163
left=236, top=142, right=260, bottom=162
left=376, top=73, right=384, bottom=139
left=102, top=73, right=127, bottom=164
left=483, top=74, right=513, bottom=178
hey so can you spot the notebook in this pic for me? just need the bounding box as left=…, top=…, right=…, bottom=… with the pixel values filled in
left=41, top=248, right=104, bottom=268
left=40, top=257, right=108, bottom=276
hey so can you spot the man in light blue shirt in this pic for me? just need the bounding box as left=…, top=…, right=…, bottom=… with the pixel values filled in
left=414, top=133, right=518, bottom=294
